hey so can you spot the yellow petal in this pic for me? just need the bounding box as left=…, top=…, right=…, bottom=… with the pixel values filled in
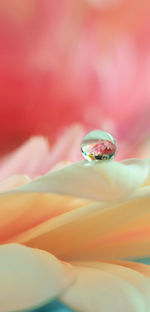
left=1, top=158, right=150, bottom=260
left=76, top=195, right=150, bottom=260
left=24, top=194, right=150, bottom=260
left=60, top=262, right=150, bottom=312
left=0, top=192, right=89, bottom=243
left=0, top=244, right=74, bottom=312
left=105, top=260, right=150, bottom=277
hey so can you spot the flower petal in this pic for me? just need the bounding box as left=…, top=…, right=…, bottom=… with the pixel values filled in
left=0, top=174, right=30, bottom=192
left=23, top=193, right=150, bottom=261
left=106, top=260, right=150, bottom=277
left=1, top=159, right=150, bottom=260
left=0, top=125, right=84, bottom=181
left=0, top=137, right=49, bottom=181
left=60, top=262, right=150, bottom=312
left=0, top=244, right=74, bottom=312
left=7, top=158, right=150, bottom=203
left=0, top=192, right=89, bottom=244
left=79, top=195, right=150, bottom=260
left=40, top=124, right=85, bottom=174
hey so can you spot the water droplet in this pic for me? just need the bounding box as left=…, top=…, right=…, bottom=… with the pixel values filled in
left=81, top=130, right=117, bottom=161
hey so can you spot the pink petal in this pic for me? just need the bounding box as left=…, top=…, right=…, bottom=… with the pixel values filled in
left=0, top=174, right=30, bottom=192
left=40, top=124, right=85, bottom=174
left=0, top=137, right=49, bottom=181
left=0, top=125, right=85, bottom=181
left=1, top=0, right=150, bottom=158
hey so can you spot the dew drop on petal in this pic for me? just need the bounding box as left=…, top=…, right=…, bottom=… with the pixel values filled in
left=81, top=130, right=117, bottom=161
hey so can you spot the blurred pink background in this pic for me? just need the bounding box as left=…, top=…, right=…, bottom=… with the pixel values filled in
left=1, top=0, right=150, bottom=159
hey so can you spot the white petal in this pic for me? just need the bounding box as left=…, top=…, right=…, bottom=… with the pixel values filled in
left=5, top=158, right=149, bottom=203
left=0, top=244, right=74, bottom=312
left=60, top=262, right=150, bottom=312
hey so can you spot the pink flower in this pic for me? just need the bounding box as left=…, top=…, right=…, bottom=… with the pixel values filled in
left=0, top=0, right=150, bottom=156
left=0, top=133, right=150, bottom=311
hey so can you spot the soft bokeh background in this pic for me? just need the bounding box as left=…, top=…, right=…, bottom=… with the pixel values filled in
left=1, top=0, right=150, bottom=159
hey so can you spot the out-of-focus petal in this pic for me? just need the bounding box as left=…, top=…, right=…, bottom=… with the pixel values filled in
left=8, top=158, right=149, bottom=202
left=0, top=137, right=49, bottom=181
left=105, top=260, right=150, bottom=277
left=0, top=174, right=30, bottom=192
left=0, top=244, right=74, bottom=312
left=0, top=125, right=85, bottom=181
left=141, top=159, right=150, bottom=186
left=60, top=262, right=150, bottom=312
left=86, top=0, right=122, bottom=9
left=24, top=192, right=150, bottom=260
left=0, top=192, right=89, bottom=244
left=1, top=159, right=150, bottom=259
left=40, top=124, right=85, bottom=174
left=50, top=161, right=72, bottom=172
left=74, top=194, right=150, bottom=260
left=1, top=0, right=150, bottom=157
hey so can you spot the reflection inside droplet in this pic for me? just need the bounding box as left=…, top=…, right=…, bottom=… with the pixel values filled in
left=81, top=130, right=117, bottom=161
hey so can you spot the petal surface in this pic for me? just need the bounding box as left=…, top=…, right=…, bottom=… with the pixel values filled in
left=39, top=124, right=85, bottom=174
left=0, top=244, right=74, bottom=312
left=0, top=137, right=49, bottom=181
left=1, top=158, right=150, bottom=261
left=6, top=158, right=149, bottom=202
left=0, top=174, right=30, bottom=192
left=24, top=194, right=150, bottom=261
left=0, top=193, right=89, bottom=244
left=80, top=195, right=150, bottom=260
left=0, top=125, right=84, bottom=182
left=60, top=262, right=150, bottom=312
